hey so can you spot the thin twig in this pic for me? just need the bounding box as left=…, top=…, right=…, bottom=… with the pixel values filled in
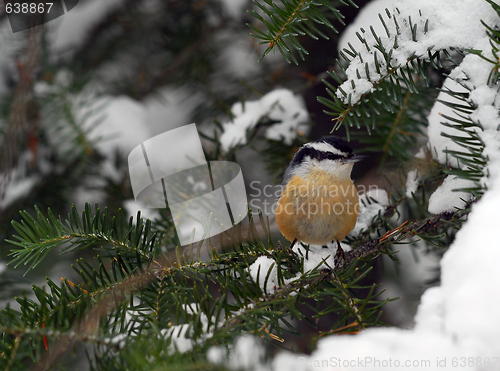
left=268, top=0, right=308, bottom=48
left=342, top=211, right=456, bottom=266
left=0, top=26, right=41, bottom=205
left=33, top=269, right=156, bottom=371
left=4, top=336, right=21, bottom=371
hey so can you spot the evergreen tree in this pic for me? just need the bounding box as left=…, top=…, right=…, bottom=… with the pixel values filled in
left=0, top=0, right=497, bottom=369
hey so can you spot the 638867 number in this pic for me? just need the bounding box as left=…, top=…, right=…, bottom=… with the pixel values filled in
left=5, top=2, right=53, bottom=14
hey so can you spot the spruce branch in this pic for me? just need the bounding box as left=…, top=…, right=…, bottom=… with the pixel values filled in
left=348, top=78, right=436, bottom=168
left=382, top=88, right=412, bottom=153
left=7, top=204, right=164, bottom=275
left=2, top=1, right=498, bottom=369
left=341, top=210, right=462, bottom=267
left=4, top=336, right=20, bottom=371
left=0, top=263, right=156, bottom=370
left=35, top=273, right=155, bottom=370
left=248, top=0, right=356, bottom=64
left=315, top=6, right=467, bottom=139
left=319, top=50, right=444, bottom=139
left=2, top=204, right=392, bottom=367
left=316, top=0, right=498, bottom=206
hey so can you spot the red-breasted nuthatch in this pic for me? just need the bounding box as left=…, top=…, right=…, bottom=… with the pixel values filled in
left=275, top=136, right=365, bottom=260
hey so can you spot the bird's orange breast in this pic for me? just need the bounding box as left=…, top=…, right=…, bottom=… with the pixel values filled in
left=275, top=170, right=359, bottom=245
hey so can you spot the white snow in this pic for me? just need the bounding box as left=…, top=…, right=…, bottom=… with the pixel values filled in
left=428, top=175, right=474, bottom=214
left=426, top=77, right=472, bottom=166
left=207, top=345, right=228, bottom=366
left=209, top=0, right=500, bottom=367
left=336, top=0, right=497, bottom=104
left=0, top=174, right=40, bottom=209
left=271, top=171, right=500, bottom=370
left=248, top=241, right=354, bottom=296
left=208, top=335, right=268, bottom=371
left=294, top=241, right=351, bottom=271
left=426, top=18, right=500, bottom=213
left=164, top=323, right=193, bottom=353
left=336, top=0, right=500, bottom=212
left=162, top=303, right=216, bottom=354
left=48, top=0, right=125, bottom=53
left=123, top=199, right=160, bottom=222
left=220, top=89, right=310, bottom=151
left=78, top=87, right=196, bottom=159
left=350, top=188, right=390, bottom=236
left=216, top=39, right=262, bottom=79
left=265, top=1, right=500, bottom=370
left=142, top=87, right=203, bottom=137
left=219, top=0, right=248, bottom=20
left=3, top=0, right=500, bottom=368
left=437, top=179, right=500, bottom=347
left=248, top=256, right=278, bottom=294
left=33, top=68, right=196, bottom=208
left=338, top=0, right=397, bottom=55
left=89, top=95, right=151, bottom=158
left=295, top=243, right=333, bottom=271
left=405, top=169, right=419, bottom=197
left=446, top=52, right=500, bottom=185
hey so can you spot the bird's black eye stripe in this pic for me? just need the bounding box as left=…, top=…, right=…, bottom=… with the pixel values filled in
left=291, top=147, right=346, bottom=166
left=322, top=152, right=344, bottom=161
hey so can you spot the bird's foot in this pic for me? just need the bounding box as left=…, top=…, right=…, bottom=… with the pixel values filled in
left=334, top=241, right=346, bottom=269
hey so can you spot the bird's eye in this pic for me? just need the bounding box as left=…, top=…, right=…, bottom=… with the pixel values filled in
left=326, top=153, right=343, bottom=161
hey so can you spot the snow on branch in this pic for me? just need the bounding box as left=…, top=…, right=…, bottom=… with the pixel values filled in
left=336, top=0, right=498, bottom=106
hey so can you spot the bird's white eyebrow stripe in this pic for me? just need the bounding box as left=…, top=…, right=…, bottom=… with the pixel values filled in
left=306, top=141, right=345, bottom=155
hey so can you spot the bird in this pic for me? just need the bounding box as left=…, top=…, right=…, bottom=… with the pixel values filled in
left=275, top=136, right=365, bottom=264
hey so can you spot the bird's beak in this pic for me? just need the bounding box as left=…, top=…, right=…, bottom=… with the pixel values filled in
left=344, top=155, right=368, bottom=163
